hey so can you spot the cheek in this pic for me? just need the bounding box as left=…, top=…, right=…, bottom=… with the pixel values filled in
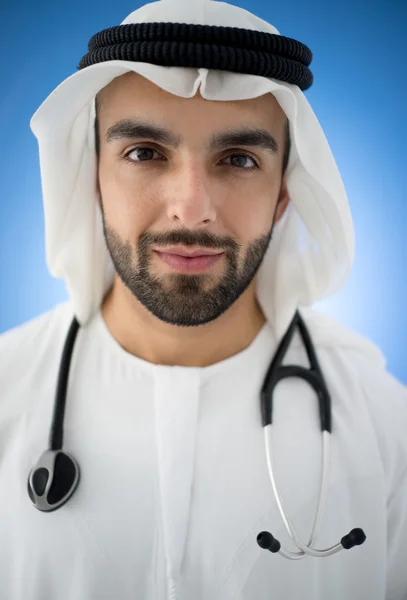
left=99, top=162, right=155, bottom=232
left=225, top=190, right=275, bottom=244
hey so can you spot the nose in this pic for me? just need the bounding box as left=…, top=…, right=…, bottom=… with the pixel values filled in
left=165, top=161, right=217, bottom=226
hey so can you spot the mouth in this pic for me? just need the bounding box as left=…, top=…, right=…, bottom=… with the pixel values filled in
left=155, top=246, right=223, bottom=258
left=155, top=250, right=223, bottom=273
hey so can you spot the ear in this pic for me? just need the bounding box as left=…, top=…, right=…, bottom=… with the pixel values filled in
left=274, top=173, right=290, bottom=223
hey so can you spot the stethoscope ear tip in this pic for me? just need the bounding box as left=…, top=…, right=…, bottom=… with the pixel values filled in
left=257, top=531, right=281, bottom=553
left=341, top=528, right=366, bottom=549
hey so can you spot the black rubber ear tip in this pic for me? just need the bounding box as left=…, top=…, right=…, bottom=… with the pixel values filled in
left=341, top=528, right=366, bottom=549
left=257, top=531, right=281, bottom=553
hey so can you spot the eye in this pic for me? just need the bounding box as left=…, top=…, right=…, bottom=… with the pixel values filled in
left=124, top=147, right=163, bottom=162
left=221, top=154, right=259, bottom=170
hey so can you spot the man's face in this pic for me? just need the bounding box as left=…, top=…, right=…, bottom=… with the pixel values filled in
left=96, top=72, right=289, bottom=327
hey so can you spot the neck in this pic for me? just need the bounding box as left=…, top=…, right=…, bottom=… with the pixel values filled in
left=101, top=278, right=266, bottom=367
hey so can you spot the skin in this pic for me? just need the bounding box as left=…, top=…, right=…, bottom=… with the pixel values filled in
left=96, top=71, right=290, bottom=367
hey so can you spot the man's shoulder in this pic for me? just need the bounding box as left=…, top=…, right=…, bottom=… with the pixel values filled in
left=303, top=307, right=407, bottom=445
left=0, top=302, right=77, bottom=422
left=0, top=302, right=73, bottom=350
left=0, top=302, right=75, bottom=379
left=300, top=306, right=387, bottom=369
left=302, top=306, right=406, bottom=420
left=303, top=307, right=405, bottom=388
left=303, top=308, right=407, bottom=485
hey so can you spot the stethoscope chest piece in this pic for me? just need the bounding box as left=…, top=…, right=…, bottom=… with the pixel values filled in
left=27, top=449, right=80, bottom=512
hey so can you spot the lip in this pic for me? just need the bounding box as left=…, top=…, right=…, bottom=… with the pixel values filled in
left=155, top=251, right=222, bottom=273
left=154, top=247, right=223, bottom=257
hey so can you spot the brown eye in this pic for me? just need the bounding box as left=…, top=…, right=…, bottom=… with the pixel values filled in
left=222, top=154, right=258, bottom=170
left=125, top=147, right=162, bottom=162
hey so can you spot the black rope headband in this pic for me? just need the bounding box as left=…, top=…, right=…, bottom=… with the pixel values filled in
left=78, top=22, right=313, bottom=90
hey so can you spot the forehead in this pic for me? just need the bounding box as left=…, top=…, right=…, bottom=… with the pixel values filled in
left=97, top=71, right=285, bottom=128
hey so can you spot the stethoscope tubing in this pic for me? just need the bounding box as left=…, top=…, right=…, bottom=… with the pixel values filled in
left=27, top=309, right=366, bottom=559
left=265, top=427, right=342, bottom=559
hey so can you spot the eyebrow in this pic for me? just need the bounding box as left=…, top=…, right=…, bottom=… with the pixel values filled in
left=104, top=119, right=280, bottom=156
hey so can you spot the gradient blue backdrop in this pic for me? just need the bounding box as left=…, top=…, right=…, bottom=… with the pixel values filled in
left=0, top=0, right=406, bottom=384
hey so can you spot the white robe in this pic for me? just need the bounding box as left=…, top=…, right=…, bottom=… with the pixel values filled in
left=1, top=301, right=406, bottom=600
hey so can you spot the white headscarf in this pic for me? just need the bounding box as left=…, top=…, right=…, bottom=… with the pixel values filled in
left=30, top=0, right=355, bottom=342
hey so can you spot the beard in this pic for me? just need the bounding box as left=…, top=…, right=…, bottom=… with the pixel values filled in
left=101, top=191, right=282, bottom=328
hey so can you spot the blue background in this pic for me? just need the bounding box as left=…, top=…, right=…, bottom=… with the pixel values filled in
left=0, top=0, right=406, bottom=384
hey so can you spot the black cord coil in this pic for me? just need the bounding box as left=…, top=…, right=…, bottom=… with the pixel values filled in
left=78, top=22, right=313, bottom=90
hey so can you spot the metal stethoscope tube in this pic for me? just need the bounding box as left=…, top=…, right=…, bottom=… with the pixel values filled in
left=264, top=428, right=339, bottom=559
left=256, top=311, right=366, bottom=558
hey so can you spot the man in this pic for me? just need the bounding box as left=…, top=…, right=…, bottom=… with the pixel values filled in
left=97, top=72, right=290, bottom=365
left=0, top=0, right=406, bottom=599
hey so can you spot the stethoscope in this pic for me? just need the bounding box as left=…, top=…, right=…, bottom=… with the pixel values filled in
left=27, top=309, right=366, bottom=560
